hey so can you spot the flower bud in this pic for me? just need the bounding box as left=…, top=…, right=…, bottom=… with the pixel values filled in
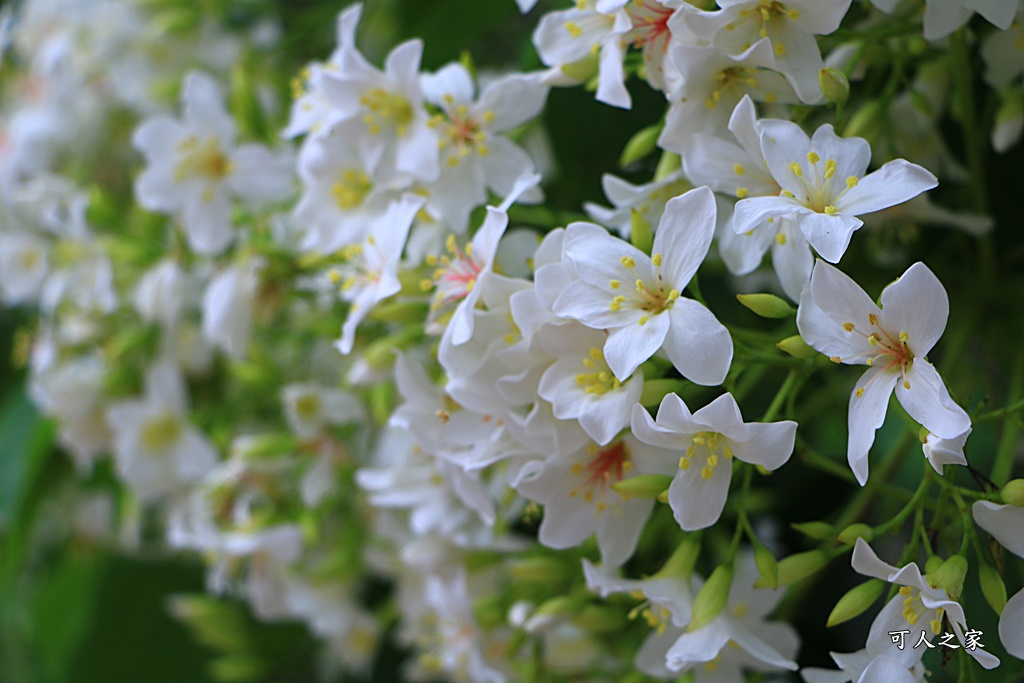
left=931, top=555, right=968, bottom=601
left=572, top=604, right=627, bottom=634
left=979, top=561, right=1007, bottom=616
left=560, top=53, right=599, bottom=82
left=620, top=123, right=663, bottom=167
left=758, top=550, right=828, bottom=588
left=508, top=556, right=571, bottom=583
left=654, top=151, right=681, bottom=181
left=827, top=579, right=884, bottom=627
left=993, top=89, right=1024, bottom=154
left=368, top=382, right=395, bottom=426
left=837, top=523, right=874, bottom=545
left=1001, top=480, right=1024, bottom=506
left=524, top=595, right=587, bottom=633
left=654, top=537, right=700, bottom=579
left=736, top=293, right=795, bottom=319
left=776, top=335, right=818, bottom=359
left=630, top=209, right=653, bottom=254
left=753, top=541, right=778, bottom=590
left=818, top=68, right=849, bottom=106
left=612, top=474, right=675, bottom=499
left=791, top=521, right=833, bottom=540
left=689, top=564, right=733, bottom=632
left=925, top=555, right=944, bottom=575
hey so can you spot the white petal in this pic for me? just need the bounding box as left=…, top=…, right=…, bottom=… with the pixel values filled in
left=809, top=124, right=871, bottom=185
left=758, top=118, right=812, bottom=193
left=837, top=160, right=938, bottom=217
left=604, top=313, right=671, bottom=381
left=730, top=420, right=797, bottom=470
left=653, top=186, right=716, bottom=288
left=183, top=190, right=234, bottom=255
left=663, top=299, right=733, bottom=386
left=973, top=501, right=1024, bottom=558
left=851, top=537, right=900, bottom=581
left=230, top=144, right=293, bottom=203
left=857, top=655, right=919, bottom=683
left=727, top=618, right=798, bottom=670
left=999, top=589, right=1024, bottom=658
left=596, top=35, right=630, bottom=109
left=476, top=73, right=548, bottom=132
left=771, top=220, right=813, bottom=301
left=421, top=62, right=475, bottom=108
left=798, top=211, right=862, bottom=264
left=733, top=196, right=804, bottom=235
left=183, top=71, right=235, bottom=143
left=895, top=361, right=970, bottom=439
left=667, top=458, right=732, bottom=530
left=848, top=365, right=898, bottom=486
left=665, top=619, right=731, bottom=668
left=878, top=261, right=948, bottom=358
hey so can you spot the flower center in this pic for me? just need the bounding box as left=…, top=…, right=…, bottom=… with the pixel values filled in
left=836, top=313, right=916, bottom=389
left=569, top=441, right=633, bottom=510
left=706, top=67, right=760, bottom=110
left=679, top=431, right=733, bottom=480
left=174, top=136, right=233, bottom=183
left=294, top=392, right=321, bottom=420
left=141, top=412, right=183, bottom=453
left=359, top=88, right=414, bottom=136
left=575, top=347, right=623, bottom=394
left=627, top=0, right=673, bottom=49
left=431, top=104, right=492, bottom=166
left=608, top=253, right=680, bottom=325
left=781, top=151, right=860, bottom=215
left=331, top=168, right=373, bottom=210
left=899, top=586, right=944, bottom=634
left=730, top=1, right=801, bottom=55
left=427, top=234, right=484, bottom=310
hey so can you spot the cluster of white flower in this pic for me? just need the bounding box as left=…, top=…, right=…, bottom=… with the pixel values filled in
left=3, top=0, right=1024, bottom=681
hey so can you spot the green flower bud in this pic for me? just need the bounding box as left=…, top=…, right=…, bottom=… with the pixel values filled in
left=508, top=556, right=571, bottom=583
left=979, top=561, right=1007, bottom=616
left=818, top=68, right=850, bottom=106
left=924, top=555, right=944, bottom=575
left=753, top=541, right=778, bottom=590
left=1001, top=479, right=1024, bottom=506
left=620, top=123, right=663, bottom=167
left=931, top=555, right=968, bottom=601
left=230, top=60, right=268, bottom=141
left=654, top=151, right=681, bottom=181
left=827, top=579, right=884, bottom=627
left=776, top=335, right=818, bottom=359
left=630, top=209, right=653, bottom=255
left=561, top=53, right=599, bottom=82
left=368, top=382, right=395, bottom=426
left=612, top=474, right=675, bottom=499
left=524, top=595, right=588, bottom=631
left=689, top=564, right=733, bottom=632
left=791, top=521, right=833, bottom=540
left=736, top=293, right=795, bottom=319
left=837, top=523, right=874, bottom=545
left=639, top=380, right=687, bottom=407
left=654, top=537, right=701, bottom=580
left=758, top=550, right=828, bottom=588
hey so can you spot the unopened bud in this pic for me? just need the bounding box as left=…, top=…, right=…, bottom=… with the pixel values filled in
left=931, top=555, right=968, bottom=600
left=818, top=68, right=849, bottom=106
left=654, top=151, right=682, bottom=181
left=561, top=53, right=599, bottom=82
left=979, top=561, right=1007, bottom=616
left=508, top=557, right=570, bottom=583
left=736, top=293, right=795, bottom=319
left=758, top=550, right=828, bottom=588
left=837, top=523, right=874, bottom=545
left=689, top=564, right=733, bottom=632
left=753, top=541, right=778, bottom=590
left=777, top=335, right=817, bottom=359
left=630, top=209, right=653, bottom=254
left=791, top=521, right=833, bottom=540
left=925, top=555, right=944, bottom=575
left=572, top=604, right=627, bottom=633
left=1001, top=480, right=1024, bottom=506
left=993, top=90, right=1024, bottom=154
left=368, top=382, right=395, bottom=426
left=654, top=537, right=700, bottom=580
left=612, top=474, right=675, bottom=499
left=523, top=595, right=587, bottom=633
left=620, top=123, right=663, bottom=167
left=827, top=579, right=884, bottom=627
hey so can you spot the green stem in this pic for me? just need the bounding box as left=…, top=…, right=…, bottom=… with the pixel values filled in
left=762, top=369, right=798, bottom=422
left=875, top=473, right=932, bottom=536
left=991, top=346, right=1024, bottom=486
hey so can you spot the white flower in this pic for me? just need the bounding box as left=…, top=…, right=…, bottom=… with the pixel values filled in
left=797, top=260, right=970, bottom=485
left=134, top=259, right=187, bottom=329
left=921, top=427, right=970, bottom=475
left=922, top=0, right=1017, bottom=40
left=802, top=649, right=926, bottom=683
left=0, top=231, right=48, bottom=304
left=106, top=360, right=218, bottom=501
left=133, top=71, right=292, bottom=255
left=632, top=392, right=796, bottom=530
left=515, top=433, right=676, bottom=567
left=734, top=121, right=938, bottom=263
left=333, top=193, right=426, bottom=355
left=281, top=382, right=364, bottom=440
left=553, top=186, right=733, bottom=383
left=201, top=258, right=263, bottom=358
left=583, top=169, right=692, bottom=238
left=850, top=538, right=999, bottom=669
left=972, top=500, right=1024, bottom=659
left=684, top=0, right=852, bottom=103
left=420, top=63, right=547, bottom=231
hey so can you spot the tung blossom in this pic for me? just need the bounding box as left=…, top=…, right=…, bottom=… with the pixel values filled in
left=734, top=121, right=938, bottom=264
left=553, top=186, right=733, bottom=384
left=797, top=260, right=970, bottom=485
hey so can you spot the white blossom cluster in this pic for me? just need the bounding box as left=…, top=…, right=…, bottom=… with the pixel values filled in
left=2, top=0, right=1024, bottom=682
